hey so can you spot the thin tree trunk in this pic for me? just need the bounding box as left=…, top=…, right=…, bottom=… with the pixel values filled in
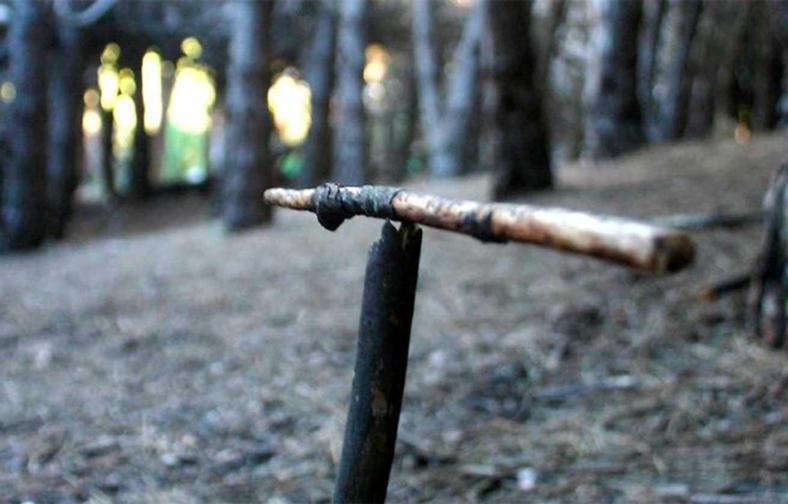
left=222, top=0, right=275, bottom=231
left=654, top=0, right=702, bottom=141
left=443, top=3, right=483, bottom=176
left=130, top=50, right=151, bottom=199
left=412, top=1, right=482, bottom=178
left=584, top=0, right=644, bottom=159
left=638, top=0, right=666, bottom=140
left=333, top=0, right=367, bottom=185
left=712, top=1, right=751, bottom=132
left=751, top=0, right=782, bottom=131
left=299, top=0, right=336, bottom=188
left=411, top=0, right=452, bottom=177
left=481, top=0, right=552, bottom=200
left=100, top=107, right=115, bottom=199
left=2, top=0, right=50, bottom=251
left=537, top=0, right=568, bottom=86
left=748, top=162, right=787, bottom=349
left=46, top=23, right=84, bottom=239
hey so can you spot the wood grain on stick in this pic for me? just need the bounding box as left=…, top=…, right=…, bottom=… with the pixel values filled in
left=264, top=185, right=696, bottom=274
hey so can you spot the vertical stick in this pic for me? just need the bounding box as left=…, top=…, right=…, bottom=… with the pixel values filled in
left=333, top=221, right=422, bottom=503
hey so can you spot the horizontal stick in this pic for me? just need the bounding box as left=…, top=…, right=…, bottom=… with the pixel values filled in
left=264, top=184, right=696, bottom=273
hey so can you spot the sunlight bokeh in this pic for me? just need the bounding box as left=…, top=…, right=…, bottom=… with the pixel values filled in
left=267, top=69, right=311, bottom=146
left=142, top=50, right=163, bottom=134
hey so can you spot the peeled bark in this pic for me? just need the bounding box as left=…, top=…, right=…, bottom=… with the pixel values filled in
left=654, top=0, right=702, bottom=141
left=332, top=0, right=367, bottom=185
left=584, top=0, right=644, bottom=159
left=2, top=0, right=50, bottom=251
left=129, top=50, right=151, bottom=199
left=481, top=0, right=552, bottom=200
left=47, top=23, right=84, bottom=239
left=299, top=0, right=336, bottom=188
left=222, top=0, right=275, bottom=231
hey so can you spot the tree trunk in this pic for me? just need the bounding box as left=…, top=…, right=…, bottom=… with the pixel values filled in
left=443, top=3, right=483, bottom=176
left=130, top=50, right=151, bottom=199
left=411, top=0, right=452, bottom=177
left=654, top=0, right=702, bottom=141
left=299, top=0, right=336, bottom=188
left=751, top=0, right=782, bottom=131
left=748, top=161, right=787, bottom=349
left=481, top=0, right=552, bottom=200
left=46, top=23, right=84, bottom=239
left=2, top=0, right=50, bottom=251
left=638, top=0, right=666, bottom=140
left=712, top=1, right=751, bottom=132
left=537, top=0, right=567, bottom=86
left=100, top=107, right=115, bottom=199
left=584, top=0, right=644, bottom=159
left=684, top=2, right=723, bottom=139
left=332, top=0, right=367, bottom=185
left=222, top=0, right=275, bottom=231
left=412, top=1, right=483, bottom=178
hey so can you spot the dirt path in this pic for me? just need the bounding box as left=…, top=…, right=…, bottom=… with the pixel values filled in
left=1, top=134, right=786, bottom=502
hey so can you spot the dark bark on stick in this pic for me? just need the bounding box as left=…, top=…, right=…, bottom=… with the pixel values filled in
left=332, top=0, right=367, bottom=185
left=222, top=0, right=274, bottom=231
left=654, top=0, right=702, bottom=141
left=333, top=221, right=422, bottom=504
left=748, top=162, right=787, bottom=349
left=129, top=50, right=151, bottom=199
left=299, top=0, right=336, bottom=188
left=585, top=0, right=645, bottom=159
left=481, top=0, right=552, bottom=199
left=1, top=0, right=50, bottom=251
left=264, top=184, right=695, bottom=273
left=47, top=23, right=84, bottom=239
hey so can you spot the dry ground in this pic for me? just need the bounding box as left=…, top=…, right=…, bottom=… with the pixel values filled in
left=1, top=133, right=787, bottom=503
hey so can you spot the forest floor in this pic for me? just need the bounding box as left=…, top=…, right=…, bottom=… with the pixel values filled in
left=1, top=133, right=787, bottom=503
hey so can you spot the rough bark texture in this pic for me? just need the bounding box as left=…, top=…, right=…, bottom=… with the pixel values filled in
left=333, top=221, right=422, bottom=504
left=654, top=0, right=702, bottom=141
left=222, top=0, right=274, bottom=231
left=2, top=0, right=50, bottom=251
left=299, top=0, right=336, bottom=188
left=47, top=23, right=84, bottom=239
left=638, top=0, right=666, bottom=140
left=481, top=0, right=552, bottom=200
left=264, top=184, right=696, bottom=274
left=130, top=50, right=151, bottom=199
left=332, top=0, right=367, bottom=185
left=748, top=162, right=787, bottom=349
left=584, top=0, right=644, bottom=159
